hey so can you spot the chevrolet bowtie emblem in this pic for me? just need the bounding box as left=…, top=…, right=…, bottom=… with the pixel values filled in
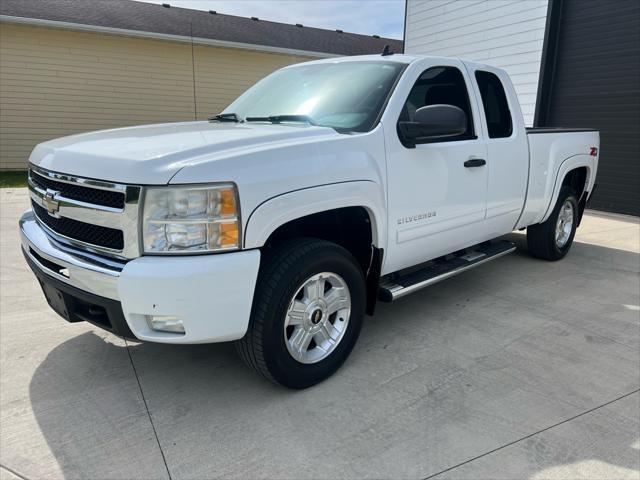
left=43, top=190, right=60, bottom=216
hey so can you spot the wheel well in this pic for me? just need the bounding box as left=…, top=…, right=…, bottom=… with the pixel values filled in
left=264, top=207, right=374, bottom=275
left=562, top=167, right=588, bottom=198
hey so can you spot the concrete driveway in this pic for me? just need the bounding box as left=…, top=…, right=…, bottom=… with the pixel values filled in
left=1, top=187, right=638, bottom=480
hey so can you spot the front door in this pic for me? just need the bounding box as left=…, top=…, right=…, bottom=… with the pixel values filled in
left=383, top=61, right=488, bottom=273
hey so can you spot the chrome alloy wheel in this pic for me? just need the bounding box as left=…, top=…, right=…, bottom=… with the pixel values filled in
left=284, top=272, right=351, bottom=364
left=555, top=200, right=574, bottom=248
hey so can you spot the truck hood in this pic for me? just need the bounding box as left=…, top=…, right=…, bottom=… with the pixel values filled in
left=29, top=121, right=339, bottom=184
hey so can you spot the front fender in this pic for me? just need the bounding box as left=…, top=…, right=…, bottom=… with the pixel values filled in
left=243, top=181, right=386, bottom=250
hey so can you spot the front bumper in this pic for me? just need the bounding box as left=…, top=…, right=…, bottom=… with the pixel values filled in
left=20, top=211, right=261, bottom=344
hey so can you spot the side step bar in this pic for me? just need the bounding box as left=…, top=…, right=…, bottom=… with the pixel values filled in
left=379, top=240, right=516, bottom=302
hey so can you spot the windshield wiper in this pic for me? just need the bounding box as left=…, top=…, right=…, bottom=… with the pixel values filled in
left=208, top=113, right=241, bottom=123
left=244, top=115, right=317, bottom=126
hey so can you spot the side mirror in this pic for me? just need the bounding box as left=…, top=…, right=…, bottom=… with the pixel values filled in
left=398, top=104, right=467, bottom=148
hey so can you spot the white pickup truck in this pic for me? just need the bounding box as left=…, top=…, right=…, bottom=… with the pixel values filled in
left=21, top=53, right=599, bottom=388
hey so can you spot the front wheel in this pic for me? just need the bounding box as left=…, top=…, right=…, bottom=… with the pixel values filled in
left=527, top=186, right=579, bottom=261
left=236, top=238, right=365, bottom=389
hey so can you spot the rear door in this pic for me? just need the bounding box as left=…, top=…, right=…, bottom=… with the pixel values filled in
left=468, top=66, right=529, bottom=231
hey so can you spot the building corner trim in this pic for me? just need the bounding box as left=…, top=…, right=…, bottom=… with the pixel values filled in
left=534, top=0, right=564, bottom=127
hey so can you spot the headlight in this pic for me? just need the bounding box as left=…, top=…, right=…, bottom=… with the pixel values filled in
left=142, top=184, right=240, bottom=253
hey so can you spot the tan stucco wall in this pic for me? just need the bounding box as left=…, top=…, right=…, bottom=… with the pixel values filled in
left=0, top=23, right=312, bottom=170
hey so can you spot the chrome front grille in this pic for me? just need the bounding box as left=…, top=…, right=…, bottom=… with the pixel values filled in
left=31, top=201, right=125, bottom=250
left=30, top=171, right=125, bottom=209
left=28, top=166, right=141, bottom=259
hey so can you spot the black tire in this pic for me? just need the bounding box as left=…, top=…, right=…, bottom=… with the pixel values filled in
left=527, top=186, right=579, bottom=261
left=235, top=238, right=365, bottom=389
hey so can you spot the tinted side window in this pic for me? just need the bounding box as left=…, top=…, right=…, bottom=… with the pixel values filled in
left=399, top=66, right=475, bottom=141
left=475, top=71, right=513, bottom=138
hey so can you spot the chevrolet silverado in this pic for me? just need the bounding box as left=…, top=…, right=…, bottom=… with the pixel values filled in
left=21, top=53, right=599, bottom=388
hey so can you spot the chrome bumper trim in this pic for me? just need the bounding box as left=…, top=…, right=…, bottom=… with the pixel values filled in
left=20, top=211, right=123, bottom=300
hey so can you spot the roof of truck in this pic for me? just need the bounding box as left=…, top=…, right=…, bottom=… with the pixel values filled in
left=284, top=54, right=442, bottom=66
left=283, top=54, right=498, bottom=70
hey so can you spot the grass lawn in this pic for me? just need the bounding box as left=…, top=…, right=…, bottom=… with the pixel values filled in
left=0, top=171, right=28, bottom=188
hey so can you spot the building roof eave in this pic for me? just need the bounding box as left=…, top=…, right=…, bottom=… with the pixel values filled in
left=0, top=15, right=338, bottom=59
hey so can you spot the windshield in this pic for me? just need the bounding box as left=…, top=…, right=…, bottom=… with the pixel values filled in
left=222, top=61, right=405, bottom=132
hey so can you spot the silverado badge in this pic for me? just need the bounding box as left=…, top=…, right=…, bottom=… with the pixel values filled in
left=397, top=211, right=437, bottom=225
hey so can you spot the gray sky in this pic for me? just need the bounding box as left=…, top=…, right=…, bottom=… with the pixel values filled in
left=135, top=0, right=406, bottom=39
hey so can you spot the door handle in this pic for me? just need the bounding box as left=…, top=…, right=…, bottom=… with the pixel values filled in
left=464, top=158, right=486, bottom=168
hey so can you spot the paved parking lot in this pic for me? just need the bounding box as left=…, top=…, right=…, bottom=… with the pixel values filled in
left=1, top=187, right=639, bottom=480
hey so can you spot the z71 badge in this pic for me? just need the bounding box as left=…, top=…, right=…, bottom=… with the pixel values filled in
left=397, top=211, right=437, bottom=225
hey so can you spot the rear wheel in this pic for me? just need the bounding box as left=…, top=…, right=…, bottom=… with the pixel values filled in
left=527, top=186, right=579, bottom=261
left=236, top=238, right=365, bottom=389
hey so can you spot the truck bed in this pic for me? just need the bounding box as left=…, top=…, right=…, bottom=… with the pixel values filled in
left=526, top=127, right=597, bottom=134
left=517, top=128, right=600, bottom=229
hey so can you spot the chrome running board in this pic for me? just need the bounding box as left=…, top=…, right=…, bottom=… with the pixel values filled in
left=378, top=240, right=516, bottom=302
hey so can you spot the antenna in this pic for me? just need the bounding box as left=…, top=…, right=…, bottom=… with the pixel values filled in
left=381, top=45, right=394, bottom=56
left=190, top=21, right=197, bottom=120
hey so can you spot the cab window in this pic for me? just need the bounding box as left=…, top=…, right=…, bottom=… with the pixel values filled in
left=475, top=71, right=513, bottom=138
left=399, top=66, right=475, bottom=142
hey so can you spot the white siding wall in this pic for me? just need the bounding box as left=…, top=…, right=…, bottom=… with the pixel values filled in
left=405, top=0, right=549, bottom=126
